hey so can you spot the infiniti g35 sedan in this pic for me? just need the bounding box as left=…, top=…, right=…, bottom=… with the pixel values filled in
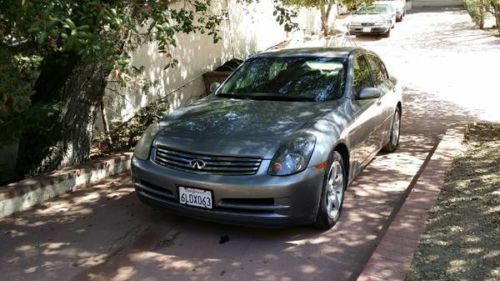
left=131, top=47, right=402, bottom=230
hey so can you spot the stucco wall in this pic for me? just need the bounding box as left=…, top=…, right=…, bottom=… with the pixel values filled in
left=98, top=0, right=322, bottom=129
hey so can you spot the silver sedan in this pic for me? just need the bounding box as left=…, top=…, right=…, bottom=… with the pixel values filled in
left=348, top=4, right=396, bottom=37
left=131, top=47, right=402, bottom=229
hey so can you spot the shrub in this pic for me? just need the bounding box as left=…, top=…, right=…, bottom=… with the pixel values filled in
left=464, top=0, right=488, bottom=28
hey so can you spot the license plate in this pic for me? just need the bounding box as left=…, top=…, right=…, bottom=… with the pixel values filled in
left=362, top=27, right=371, bottom=33
left=178, top=186, right=213, bottom=209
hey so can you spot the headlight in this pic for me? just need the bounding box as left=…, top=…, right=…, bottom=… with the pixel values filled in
left=269, top=133, right=316, bottom=176
left=134, top=122, right=161, bottom=160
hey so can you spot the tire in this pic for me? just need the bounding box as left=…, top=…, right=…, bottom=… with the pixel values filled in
left=382, top=29, right=391, bottom=38
left=382, top=107, right=401, bottom=152
left=397, top=10, right=405, bottom=22
left=314, top=151, right=347, bottom=230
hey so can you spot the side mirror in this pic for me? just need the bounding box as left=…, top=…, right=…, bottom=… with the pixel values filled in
left=358, top=87, right=382, bottom=100
left=210, top=82, right=221, bottom=94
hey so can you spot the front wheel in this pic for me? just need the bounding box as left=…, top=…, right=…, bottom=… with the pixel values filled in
left=382, top=29, right=391, bottom=38
left=314, top=151, right=347, bottom=230
left=382, top=107, right=401, bottom=152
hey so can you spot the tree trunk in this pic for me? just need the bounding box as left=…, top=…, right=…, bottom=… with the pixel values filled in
left=320, top=3, right=334, bottom=37
left=479, top=0, right=486, bottom=29
left=492, top=1, right=500, bottom=35
left=497, top=12, right=500, bottom=36
left=16, top=53, right=112, bottom=176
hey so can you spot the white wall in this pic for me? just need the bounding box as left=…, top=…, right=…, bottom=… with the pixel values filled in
left=98, top=0, right=322, bottom=129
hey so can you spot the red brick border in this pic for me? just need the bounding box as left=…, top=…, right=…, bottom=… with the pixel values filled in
left=357, top=127, right=465, bottom=281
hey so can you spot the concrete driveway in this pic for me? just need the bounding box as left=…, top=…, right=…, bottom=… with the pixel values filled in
left=0, top=7, right=497, bottom=281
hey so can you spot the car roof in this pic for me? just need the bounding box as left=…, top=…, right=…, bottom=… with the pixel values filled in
left=251, top=47, right=361, bottom=59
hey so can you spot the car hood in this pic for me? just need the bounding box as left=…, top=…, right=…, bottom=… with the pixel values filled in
left=154, top=97, right=338, bottom=159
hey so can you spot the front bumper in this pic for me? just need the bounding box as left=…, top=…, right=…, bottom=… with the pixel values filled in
left=131, top=156, right=325, bottom=227
left=349, top=26, right=390, bottom=35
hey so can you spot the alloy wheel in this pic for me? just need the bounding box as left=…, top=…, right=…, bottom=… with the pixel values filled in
left=325, top=160, right=345, bottom=220
left=391, top=110, right=401, bottom=146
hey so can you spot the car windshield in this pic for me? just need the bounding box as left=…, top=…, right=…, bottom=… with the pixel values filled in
left=356, top=5, right=391, bottom=14
left=217, top=57, right=346, bottom=102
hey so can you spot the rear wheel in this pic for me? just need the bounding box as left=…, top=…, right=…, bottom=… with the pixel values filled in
left=382, top=107, right=401, bottom=152
left=397, top=10, right=405, bottom=22
left=314, top=151, right=347, bottom=230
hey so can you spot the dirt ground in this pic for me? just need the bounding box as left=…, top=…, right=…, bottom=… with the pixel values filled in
left=408, top=123, right=500, bottom=281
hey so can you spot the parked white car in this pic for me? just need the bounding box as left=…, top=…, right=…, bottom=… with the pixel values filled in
left=376, top=0, right=406, bottom=22
left=348, top=4, right=396, bottom=38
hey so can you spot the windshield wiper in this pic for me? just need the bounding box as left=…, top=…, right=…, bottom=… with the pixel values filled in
left=216, top=93, right=253, bottom=100
left=248, top=95, right=316, bottom=102
left=217, top=93, right=315, bottom=102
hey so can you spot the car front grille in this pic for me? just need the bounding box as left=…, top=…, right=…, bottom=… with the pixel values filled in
left=155, top=146, right=262, bottom=176
left=361, top=22, right=375, bottom=27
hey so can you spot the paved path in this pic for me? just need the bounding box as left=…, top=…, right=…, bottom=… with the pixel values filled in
left=351, top=7, right=500, bottom=124
left=0, top=7, right=497, bottom=281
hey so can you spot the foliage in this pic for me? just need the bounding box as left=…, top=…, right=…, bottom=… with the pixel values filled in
left=0, top=163, right=19, bottom=186
left=0, top=0, right=227, bottom=146
left=282, top=0, right=334, bottom=7
left=0, top=45, right=34, bottom=144
left=92, top=95, right=170, bottom=156
left=282, top=0, right=371, bottom=35
left=282, top=0, right=335, bottom=36
left=465, top=0, right=500, bottom=34
left=490, top=0, right=500, bottom=35
left=0, top=0, right=301, bottom=179
left=282, top=0, right=370, bottom=13
left=273, top=0, right=300, bottom=31
left=1, top=0, right=227, bottom=68
left=465, top=0, right=488, bottom=28
left=0, top=0, right=299, bottom=140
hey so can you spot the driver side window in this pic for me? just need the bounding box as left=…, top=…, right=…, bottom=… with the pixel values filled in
left=352, top=55, right=374, bottom=95
left=366, top=55, right=389, bottom=86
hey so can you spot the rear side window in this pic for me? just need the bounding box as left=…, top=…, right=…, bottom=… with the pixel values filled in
left=352, top=55, right=374, bottom=95
left=366, top=55, right=388, bottom=86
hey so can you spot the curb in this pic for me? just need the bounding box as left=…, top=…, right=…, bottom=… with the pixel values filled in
left=0, top=152, right=132, bottom=218
left=357, top=127, right=465, bottom=281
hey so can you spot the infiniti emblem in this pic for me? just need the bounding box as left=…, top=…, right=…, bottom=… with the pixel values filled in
left=190, top=159, right=206, bottom=170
